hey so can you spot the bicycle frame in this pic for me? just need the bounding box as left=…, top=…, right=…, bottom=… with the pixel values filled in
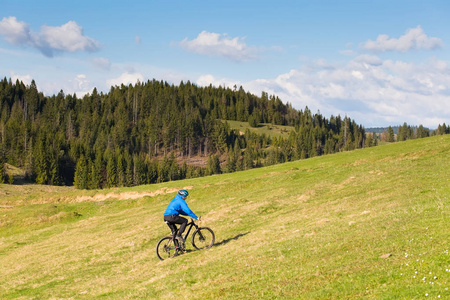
left=168, top=218, right=198, bottom=241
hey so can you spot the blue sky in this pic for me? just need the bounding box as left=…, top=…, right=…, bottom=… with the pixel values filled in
left=1, top=0, right=449, bottom=128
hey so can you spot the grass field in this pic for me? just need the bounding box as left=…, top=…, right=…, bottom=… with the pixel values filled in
left=1, top=135, right=449, bottom=299
left=223, top=119, right=294, bottom=138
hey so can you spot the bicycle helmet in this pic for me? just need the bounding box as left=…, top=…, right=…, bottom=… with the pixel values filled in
left=178, top=189, right=189, bottom=197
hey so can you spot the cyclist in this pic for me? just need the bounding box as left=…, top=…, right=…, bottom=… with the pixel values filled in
left=164, top=189, right=200, bottom=244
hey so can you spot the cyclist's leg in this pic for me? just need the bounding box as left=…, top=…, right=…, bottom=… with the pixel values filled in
left=164, top=215, right=188, bottom=236
left=164, top=220, right=177, bottom=236
left=164, top=216, right=178, bottom=238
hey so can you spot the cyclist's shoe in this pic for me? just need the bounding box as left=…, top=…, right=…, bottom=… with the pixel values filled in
left=175, top=235, right=185, bottom=250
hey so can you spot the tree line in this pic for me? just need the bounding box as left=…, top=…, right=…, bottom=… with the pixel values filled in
left=0, top=77, right=446, bottom=188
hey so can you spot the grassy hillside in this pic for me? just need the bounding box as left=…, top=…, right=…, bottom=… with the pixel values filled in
left=223, top=119, right=294, bottom=138
left=1, top=135, right=449, bottom=299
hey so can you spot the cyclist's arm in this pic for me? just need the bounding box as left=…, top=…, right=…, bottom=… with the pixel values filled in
left=180, top=201, right=198, bottom=219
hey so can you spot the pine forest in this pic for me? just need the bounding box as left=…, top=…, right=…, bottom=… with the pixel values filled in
left=0, top=77, right=448, bottom=188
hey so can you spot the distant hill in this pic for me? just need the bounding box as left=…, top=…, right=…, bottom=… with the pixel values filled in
left=366, top=125, right=430, bottom=134
left=367, top=127, right=399, bottom=134
left=0, top=78, right=367, bottom=189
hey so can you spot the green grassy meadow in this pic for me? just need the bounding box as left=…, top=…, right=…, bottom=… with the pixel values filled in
left=223, top=119, right=294, bottom=138
left=1, top=135, right=449, bottom=299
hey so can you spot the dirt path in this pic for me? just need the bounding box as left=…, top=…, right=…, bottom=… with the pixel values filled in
left=74, top=186, right=193, bottom=203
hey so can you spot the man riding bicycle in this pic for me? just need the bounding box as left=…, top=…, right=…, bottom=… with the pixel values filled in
left=164, top=189, right=200, bottom=245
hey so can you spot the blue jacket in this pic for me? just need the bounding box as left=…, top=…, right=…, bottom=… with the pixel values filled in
left=164, top=194, right=198, bottom=219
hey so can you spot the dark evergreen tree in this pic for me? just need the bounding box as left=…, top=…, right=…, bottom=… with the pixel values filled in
left=34, top=138, right=49, bottom=185
left=0, top=146, right=5, bottom=184
left=74, top=155, right=88, bottom=189
left=1, top=76, right=426, bottom=190
left=106, top=155, right=117, bottom=188
left=90, top=154, right=103, bottom=189
left=207, top=154, right=221, bottom=175
left=387, top=126, right=395, bottom=142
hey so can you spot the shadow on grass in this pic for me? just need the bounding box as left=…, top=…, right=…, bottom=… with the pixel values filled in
left=173, top=233, right=250, bottom=257
left=214, top=232, right=250, bottom=247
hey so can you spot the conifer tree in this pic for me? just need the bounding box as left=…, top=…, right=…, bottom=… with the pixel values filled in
left=387, top=126, right=395, bottom=142
left=106, top=155, right=117, bottom=188
left=397, top=124, right=406, bottom=141
left=0, top=150, right=5, bottom=184
left=168, top=152, right=179, bottom=181
left=1, top=76, right=408, bottom=190
left=74, top=155, right=88, bottom=189
left=146, top=159, right=158, bottom=184
left=117, top=153, right=125, bottom=187
left=207, top=154, right=221, bottom=175
left=89, top=155, right=103, bottom=189
left=35, top=138, right=49, bottom=184
left=49, top=155, right=61, bottom=186
left=243, top=149, right=253, bottom=170
left=365, top=133, right=374, bottom=148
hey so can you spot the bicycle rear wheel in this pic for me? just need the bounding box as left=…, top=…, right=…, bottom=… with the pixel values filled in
left=156, top=236, right=179, bottom=260
left=192, top=227, right=215, bottom=250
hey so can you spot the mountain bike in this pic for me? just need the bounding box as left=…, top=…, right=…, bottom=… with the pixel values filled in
left=156, top=218, right=215, bottom=261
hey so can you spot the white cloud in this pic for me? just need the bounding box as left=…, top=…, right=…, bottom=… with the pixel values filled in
left=351, top=70, right=364, bottom=80
left=0, top=16, right=31, bottom=45
left=179, top=31, right=257, bottom=62
left=33, top=74, right=94, bottom=98
left=73, top=74, right=89, bottom=91
left=92, top=57, right=111, bottom=70
left=0, top=16, right=100, bottom=57
left=360, top=26, right=443, bottom=53
left=229, top=56, right=450, bottom=128
left=196, top=74, right=217, bottom=87
left=196, top=74, right=239, bottom=88
left=339, top=49, right=357, bottom=56
left=58, top=74, right=93, bottom=98
left=11, top=73, right=32, bottom=85
left=352, top=54, right=383, bottom=66
left=106, top=72, right=144, bottom=87
left=39, top=21, right=99, bottom=54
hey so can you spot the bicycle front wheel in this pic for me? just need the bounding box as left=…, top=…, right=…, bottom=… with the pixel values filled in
left=156, top=236, right=179, bottom=260
left=192, top=227, right=215, bottom=250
